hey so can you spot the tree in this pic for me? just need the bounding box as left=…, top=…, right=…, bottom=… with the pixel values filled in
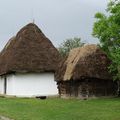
left=58, top=37, right=84, bottom=57
left=92, top=0, right=120, bottom=81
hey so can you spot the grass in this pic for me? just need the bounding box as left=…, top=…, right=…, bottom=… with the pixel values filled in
left=0, top=97, right=120, bottom=120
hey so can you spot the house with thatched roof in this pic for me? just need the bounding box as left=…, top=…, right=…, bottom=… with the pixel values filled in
left=0, top=23, right=60, bottom=97
left=56, top=44, right=117, bottom=99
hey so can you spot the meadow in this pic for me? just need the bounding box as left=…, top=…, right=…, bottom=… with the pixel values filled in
left=0, top=97, right=120, bottom=120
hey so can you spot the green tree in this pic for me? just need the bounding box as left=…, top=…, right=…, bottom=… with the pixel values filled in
left=93, top=0, right=120, bottom=81
left=58, top=37, right=84, bottom=57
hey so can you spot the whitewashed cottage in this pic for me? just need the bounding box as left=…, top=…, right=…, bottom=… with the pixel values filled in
left=0, top=23, right=60, bottom=97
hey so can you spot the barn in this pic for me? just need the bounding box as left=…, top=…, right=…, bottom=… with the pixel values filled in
left=56, top=44, right=117, bottom=99
left=0, top=23, right=60, bottom=97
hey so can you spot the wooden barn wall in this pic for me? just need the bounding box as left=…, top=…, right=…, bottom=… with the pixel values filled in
left=58, top=79, right=117, bottom=99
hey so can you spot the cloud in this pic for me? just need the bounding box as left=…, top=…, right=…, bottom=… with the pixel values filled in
left=0, top=0, right=107, bottom=50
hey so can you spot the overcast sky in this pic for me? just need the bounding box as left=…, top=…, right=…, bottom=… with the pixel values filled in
left=0, top=0, right=108, bottom=51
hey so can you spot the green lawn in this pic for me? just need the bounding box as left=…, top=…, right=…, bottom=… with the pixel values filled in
left=0, top=97, right=120, bottom=120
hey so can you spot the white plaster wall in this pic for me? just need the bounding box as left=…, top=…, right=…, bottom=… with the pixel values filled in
left=0, top=76, right=4, bottom=94
left=6, top=73, right=58, bottom=97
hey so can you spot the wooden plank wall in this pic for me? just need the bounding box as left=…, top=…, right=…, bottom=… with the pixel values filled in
left=58, top=79, right=117, bottom=99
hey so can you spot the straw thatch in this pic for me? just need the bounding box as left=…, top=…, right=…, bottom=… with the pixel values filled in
left=0, top=23, right=60, bottom=75
left=56, top=44, right=112, bottom=81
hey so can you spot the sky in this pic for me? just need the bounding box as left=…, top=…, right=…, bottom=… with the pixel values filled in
left=0, top=0, right=108, bottom=51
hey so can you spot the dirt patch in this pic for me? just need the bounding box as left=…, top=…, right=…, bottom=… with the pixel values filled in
left=0, top=116, right=14, bottom=120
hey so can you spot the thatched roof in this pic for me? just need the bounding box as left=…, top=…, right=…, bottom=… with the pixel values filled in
left=0, top=23, right=61, bottom=75
left=56, top=44, right=112, bottom=81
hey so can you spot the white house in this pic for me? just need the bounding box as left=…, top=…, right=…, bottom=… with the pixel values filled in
left=0, top=23, right=60, bottom=97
